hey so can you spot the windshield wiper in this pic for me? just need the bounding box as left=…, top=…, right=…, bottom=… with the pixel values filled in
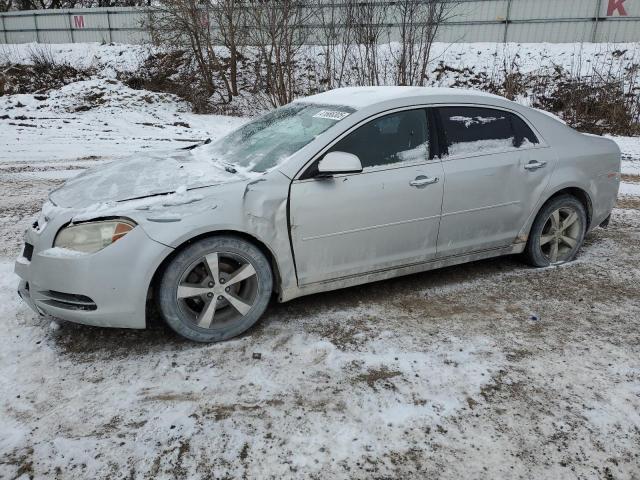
left=210, top=158, right=239, bottom=175
left=182, top=138, right=212, bottom=150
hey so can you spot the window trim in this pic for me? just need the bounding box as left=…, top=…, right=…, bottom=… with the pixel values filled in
left=433, top=104, right=546, bottom=162
left=429, top=107, right=447, bottom=159
left=294, top=102, right=547, bottom=180
left=297, top=106, right=436, bottom=181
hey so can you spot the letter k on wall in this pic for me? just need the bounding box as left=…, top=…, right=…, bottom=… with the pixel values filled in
left=607, top=0, right=628, bottom=16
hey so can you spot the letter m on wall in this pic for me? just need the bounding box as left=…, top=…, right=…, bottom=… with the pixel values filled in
left=73, top=15, right=85, bottom=28
left=607, top=0, right=628, bottom=16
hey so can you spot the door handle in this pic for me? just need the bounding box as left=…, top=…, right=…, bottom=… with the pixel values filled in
left=410, top=176, right=439, bottom=187
left=524, top=160, right=547, bottom=171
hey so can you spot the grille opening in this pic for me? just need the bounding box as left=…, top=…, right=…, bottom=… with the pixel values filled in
left=39, top=290, right=97, bottom=311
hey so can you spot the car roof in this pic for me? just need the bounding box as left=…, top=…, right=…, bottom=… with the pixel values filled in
left=295, top=86, right=508, bottom=110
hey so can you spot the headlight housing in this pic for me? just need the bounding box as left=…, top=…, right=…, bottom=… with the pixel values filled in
left=54, top=219, right=136, bottom=254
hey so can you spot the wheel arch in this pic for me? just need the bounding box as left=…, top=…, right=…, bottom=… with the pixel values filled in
left=543, top=186, right=593, bottom=229
left=146, top=230, right=283, bottom=317
left=527, top=186, right=593, bottom=240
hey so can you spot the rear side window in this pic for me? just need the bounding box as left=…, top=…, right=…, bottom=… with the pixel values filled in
left=510, top=113, right=539, bottom=146
left=438, top=106, right=538, bottom=157
left=328, top=109, right=429, bottom=168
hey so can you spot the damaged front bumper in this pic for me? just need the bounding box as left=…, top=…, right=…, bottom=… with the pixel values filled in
left=14, top=220, right=173, bottom=329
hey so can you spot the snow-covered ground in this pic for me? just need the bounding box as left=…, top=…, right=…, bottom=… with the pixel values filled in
left=610, top=135, right=640, bottom=175
left=1, top=182, right=639, bottom=478
left=1, top=43, right=640, bottom=479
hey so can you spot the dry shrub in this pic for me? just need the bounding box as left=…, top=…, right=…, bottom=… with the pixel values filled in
left=146, top=0, right=239, bottom=108
left=530, top=65, right=640, bottom=136
left=0, top=45, right=91, bottom=95
left=534, top=79, right=639, bottom=135
left=28, top=45, right=61, bottom=73
left=483, top=58, right=640, bottom=136
left=122, top=50, right=208, bottom=108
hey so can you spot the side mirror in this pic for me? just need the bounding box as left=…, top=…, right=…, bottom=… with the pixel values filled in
left=317, top=151, right=363, bottom=176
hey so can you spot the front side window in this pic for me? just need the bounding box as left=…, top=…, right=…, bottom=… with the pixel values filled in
left=438, top=106, right=538, bottom=157
left=327, top=109, right=429, bottom=168
left=201, top=103, right=354, bottom=173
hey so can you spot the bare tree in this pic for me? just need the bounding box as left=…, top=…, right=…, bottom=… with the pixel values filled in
left=211, top=0, right=246, bottom=96
left=350, top=0, right=390, bottom=86
left=148, top=0, right=234, bottom=105
left=7, top=0, right=150, bottom=8
left=314, top=0, right=354, bottom=90
left=247, top=0, right=313, bottom=106
left=392, top=0, right=457, bottom=86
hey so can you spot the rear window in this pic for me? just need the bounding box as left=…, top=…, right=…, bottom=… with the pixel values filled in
left=438, top=106, right=538, bottom=157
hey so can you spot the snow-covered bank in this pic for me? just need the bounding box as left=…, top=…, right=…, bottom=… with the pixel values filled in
left=2, top=41, right=639, bottom=165
left=609, top=135, right=640, bottom=175
left=3, top=41, right=639, bottom=83
left=0, top=42, right=146, bottom=76
left=0, top=78, right=245, bottom=164
left=2, top=75, right=638, bottom=174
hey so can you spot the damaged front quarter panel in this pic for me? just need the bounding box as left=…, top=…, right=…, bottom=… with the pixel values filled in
left=134, top=170, right=298, bottom=300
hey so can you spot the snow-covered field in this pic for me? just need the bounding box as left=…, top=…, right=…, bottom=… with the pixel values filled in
left=1, top=43, right=640, bottom=479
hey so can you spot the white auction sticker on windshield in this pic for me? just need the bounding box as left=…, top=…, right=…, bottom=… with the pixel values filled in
left=313, top=110, right=350, bottom=121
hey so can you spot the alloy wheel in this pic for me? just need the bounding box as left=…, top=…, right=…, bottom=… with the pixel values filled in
left=539, top=206, right=582, bottom=264
left=176, top=252, right=259, bottom=329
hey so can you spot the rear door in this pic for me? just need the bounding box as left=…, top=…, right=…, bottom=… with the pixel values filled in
left=289, top=108, right=444, bottom=285
left=435, top=105, right=555, bottom=257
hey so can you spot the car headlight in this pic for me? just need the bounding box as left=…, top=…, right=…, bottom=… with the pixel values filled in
left=54, top=219, right=136, bottom=253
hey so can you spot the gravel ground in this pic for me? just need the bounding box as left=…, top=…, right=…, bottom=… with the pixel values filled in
left=1, top=166, right=639, bottom=479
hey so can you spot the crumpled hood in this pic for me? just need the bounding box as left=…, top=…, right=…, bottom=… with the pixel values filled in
left=49, top=148, right=253, bottom=208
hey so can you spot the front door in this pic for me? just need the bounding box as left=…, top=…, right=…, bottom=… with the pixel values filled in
left=435, top=105, right=555, bottom=257
left=289, top=108, right=444, bottom=286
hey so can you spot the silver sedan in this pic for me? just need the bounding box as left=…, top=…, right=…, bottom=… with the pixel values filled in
left=15, top=87, right=621, bottom=342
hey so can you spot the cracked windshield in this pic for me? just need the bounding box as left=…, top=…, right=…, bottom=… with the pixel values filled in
left=202, top=103, right=355, bottom=172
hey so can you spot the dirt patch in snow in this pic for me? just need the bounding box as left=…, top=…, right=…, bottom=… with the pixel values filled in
left=618, top=196, right=640, bottom=209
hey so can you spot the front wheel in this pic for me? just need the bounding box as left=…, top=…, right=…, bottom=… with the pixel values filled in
left=524, top=195, right=587, bottom=267
left=157, top=236, right=273, bottom=342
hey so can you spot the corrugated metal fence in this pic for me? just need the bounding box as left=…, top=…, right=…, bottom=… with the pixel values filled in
left=1, top=0, right=639, bottom=45
left=0, top=7, right=145, bottom=44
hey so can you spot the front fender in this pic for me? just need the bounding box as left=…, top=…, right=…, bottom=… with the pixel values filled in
left=134, top=172, right=297, bottom=298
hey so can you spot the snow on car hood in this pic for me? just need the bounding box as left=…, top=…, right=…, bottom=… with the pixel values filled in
left=49, top=146, right=259, bottom=208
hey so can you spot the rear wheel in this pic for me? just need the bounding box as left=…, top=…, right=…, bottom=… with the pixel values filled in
left=157, top=236, right=273, bottom=342
left=524, top=195, right=587, bottom=267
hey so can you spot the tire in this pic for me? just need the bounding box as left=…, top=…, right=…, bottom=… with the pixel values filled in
left=157, top=235, right=273, bottom=342
left=524, top=194, right=587, bottom=267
